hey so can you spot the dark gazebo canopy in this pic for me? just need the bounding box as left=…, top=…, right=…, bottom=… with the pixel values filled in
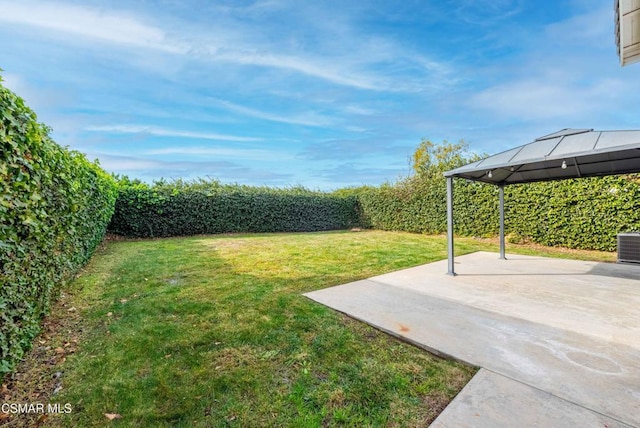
left=445, top=128, right=640, bottom=185
left=442, top=128, right=640, bottom=275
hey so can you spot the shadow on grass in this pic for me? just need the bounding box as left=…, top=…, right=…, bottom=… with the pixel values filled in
left=48, top=232, right=474, bottom=427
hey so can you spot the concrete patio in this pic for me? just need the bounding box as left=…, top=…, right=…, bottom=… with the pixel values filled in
left=304, top=252, right=640, bottom=427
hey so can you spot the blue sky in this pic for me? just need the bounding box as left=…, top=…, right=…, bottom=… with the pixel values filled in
left=1, top=0, right=638, bottom=189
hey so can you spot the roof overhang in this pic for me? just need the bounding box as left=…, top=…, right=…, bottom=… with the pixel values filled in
left=444, top=128, right=640, bottom=186
left=616, top=0, right=640, bottom=66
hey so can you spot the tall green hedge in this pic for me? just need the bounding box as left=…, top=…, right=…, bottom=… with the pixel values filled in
left=351, top=142, right=640, bottom=252
left=108, top=179, right=360, bottom=238
left=505, top=176, right=640, bottom=250
left=1, top=79, right=117, bottom=375
left=353, top=178, right=498, bottom=236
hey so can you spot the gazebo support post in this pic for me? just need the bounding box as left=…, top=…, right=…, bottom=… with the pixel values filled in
left=499, top=184, right=506, bottom=260
left=446, top=177, right=456, bottom=275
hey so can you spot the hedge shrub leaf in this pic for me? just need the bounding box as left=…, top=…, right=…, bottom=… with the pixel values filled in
left=0, top=79, right=117, bottom=375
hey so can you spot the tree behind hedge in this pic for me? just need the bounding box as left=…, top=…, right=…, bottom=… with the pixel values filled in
left=353, top=139, right=640, bottom=251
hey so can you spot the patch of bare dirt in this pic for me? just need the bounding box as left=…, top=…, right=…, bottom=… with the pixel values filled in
left=1, top=290, right=86, bottom=427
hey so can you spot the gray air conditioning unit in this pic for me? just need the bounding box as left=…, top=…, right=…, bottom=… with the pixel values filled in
left=617, top=232, right=640, bottom=264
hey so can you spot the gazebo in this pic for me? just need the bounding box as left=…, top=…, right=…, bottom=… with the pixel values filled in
left=443, top=128, right=640, bottom=275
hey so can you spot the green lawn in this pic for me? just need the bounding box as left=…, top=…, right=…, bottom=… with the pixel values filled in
left=27, top=230, right=613, bottom=427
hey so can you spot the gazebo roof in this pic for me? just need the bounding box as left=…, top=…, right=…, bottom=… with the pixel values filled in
left=444, top=128, right=640, bottom=185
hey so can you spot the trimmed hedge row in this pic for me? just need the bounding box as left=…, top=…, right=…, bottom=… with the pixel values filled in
left=351, top=146, right=640, bottom=252
left=1, top=79, right=117, bottom=375
left=358, top=175, right=640, bottom=252
left=352, top=177, right=499, bottom=236
left=108, top=180, right=360, bottom=238
left=505, top=176, right=640, bottom=251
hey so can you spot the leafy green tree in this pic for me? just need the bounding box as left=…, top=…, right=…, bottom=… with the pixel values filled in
left=353, top=139, right=489, bottom=235
left=411, top=139, right=479, bottom=178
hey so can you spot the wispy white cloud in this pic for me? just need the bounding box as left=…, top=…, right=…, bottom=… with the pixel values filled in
left=316, top=163, right=408, bottom=187
left=468, top=78, right=625, bottom=120
left=85, top=125, right=262, bottom=142
left=90, top=153, right=293, bottom=183
left=451, top=0, right=523, bottom=25
left=466, top=4, right=627, bottom=123
left=211, top=98, right=334, bottom=127
left=0, top=1, right=456, bottom=93
left=145, top=146, right=293, bottom=161
left=93, top=154, right=160, bottom=171
left=300, top=137, right=414, bottom=161
left=341, top=104, right=377, bottom=116
left=544, top=5, right=612, bottom=48
left=212, top=50, right=388, bottom=91
left=0, top=1, right=186, bottom=53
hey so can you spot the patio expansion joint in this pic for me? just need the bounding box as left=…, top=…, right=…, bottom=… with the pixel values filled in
left=478, top=368, right=636, bottom=428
